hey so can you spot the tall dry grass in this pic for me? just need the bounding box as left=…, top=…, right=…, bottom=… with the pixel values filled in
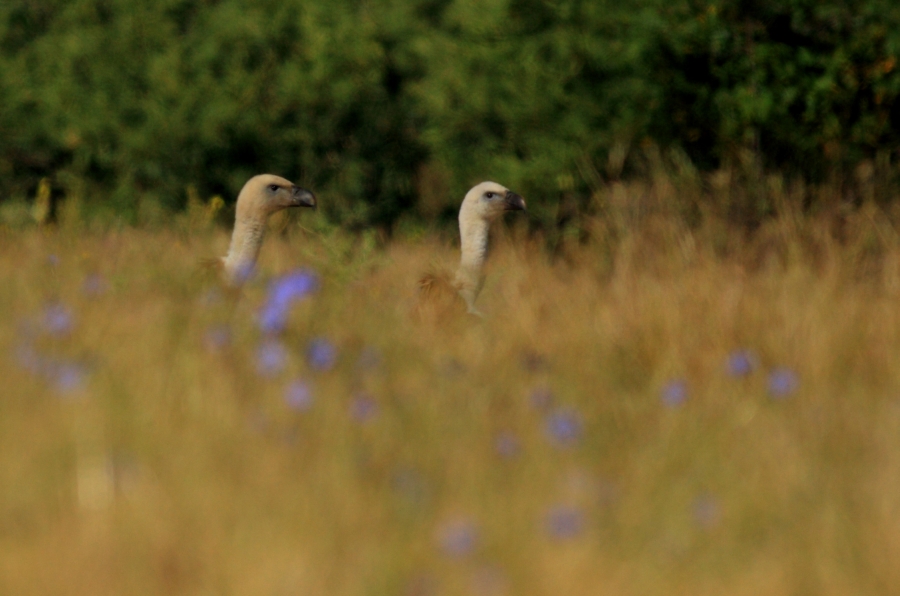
left=3, top=176, right=900, bottom=595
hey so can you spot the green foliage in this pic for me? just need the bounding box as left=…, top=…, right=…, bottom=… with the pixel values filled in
left=650, top=0, right=900, bottom=175
left=1, top=0, right=899, bottom=228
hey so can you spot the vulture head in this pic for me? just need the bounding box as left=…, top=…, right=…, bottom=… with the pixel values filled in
left=236, top=174, right=317, bottom=217
left=458, top=181, right=527, bottom=225
left=221, top=174, right=316, bottom=284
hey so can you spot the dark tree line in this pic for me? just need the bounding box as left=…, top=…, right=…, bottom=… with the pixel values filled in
left=1, top=0, right=899, bottom=229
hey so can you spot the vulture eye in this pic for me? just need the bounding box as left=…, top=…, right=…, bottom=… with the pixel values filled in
left=267, top=184, right=280, bottom=192
left=485, top=192, right=495, bottom=199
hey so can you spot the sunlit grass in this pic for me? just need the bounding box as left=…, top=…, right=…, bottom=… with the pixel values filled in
left=2, top=199, right=900, bottom=595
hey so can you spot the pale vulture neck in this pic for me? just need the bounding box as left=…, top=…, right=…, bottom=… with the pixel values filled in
left=454, top=214, right=490, bottom=312
left=222, top=213, right=267, bottom=281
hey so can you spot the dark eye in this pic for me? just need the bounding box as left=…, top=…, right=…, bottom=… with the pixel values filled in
left=485, top=192, right=495, bottom=199
left=268, top=184, right=280, bottom=192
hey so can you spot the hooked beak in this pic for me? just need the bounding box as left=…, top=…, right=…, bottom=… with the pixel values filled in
left=503, top=190, right=526, bottom=211
left=290, top=185, right=317, bottom=208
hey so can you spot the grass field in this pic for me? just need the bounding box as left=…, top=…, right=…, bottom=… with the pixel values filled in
left=2, top=184, right=900, bottom=595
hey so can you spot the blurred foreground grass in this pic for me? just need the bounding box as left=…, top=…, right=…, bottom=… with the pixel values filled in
left=3, top=198, right=900, bottom=595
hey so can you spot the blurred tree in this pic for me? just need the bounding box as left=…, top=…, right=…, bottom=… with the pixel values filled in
left=1, top=0, right=898, bottom=228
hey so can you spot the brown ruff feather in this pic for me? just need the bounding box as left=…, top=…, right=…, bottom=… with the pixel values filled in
left=415, top=269, right=469, bottom=321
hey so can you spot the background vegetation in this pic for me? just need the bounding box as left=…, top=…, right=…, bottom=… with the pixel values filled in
left=2, top=0, right=900, bottom=231
left=4, top=3, right=900, bottom=593
left=4, top=176, right=900, bottom=594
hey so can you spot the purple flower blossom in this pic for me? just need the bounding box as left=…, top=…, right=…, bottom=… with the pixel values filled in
left=545, top=505, right=584, bottom=539
left=691, top=493, right=721, bottom=529
left=51, top=361, right=88, bottom=395
left=47, top=254, right=59, bottom=266
left=529, top=387, right=554, bottom=410
left=661, top=379, right=688, bottom=407
left=768, top=368, right=799, bottom=399
left=42, top=303, right=73, bottom=336
left=436, top=519, right=478, bottom=558
left=284, top=379, right=313, bottom=411
left=258, top=269, right=318, bottom=333
left=256, top=340, right=287, bottom=376
left=307, top=337, right=337, bottom=371
left=270, top=269, right=318, bottom=304
left=13, top=343, right=43, bottom=374
left=545, top=408, right=582, bottom=447
left=82, top=273, right=108, bottom=296
left=12, top=341, right=89, bottom=396
left=726, top=350, right=756, bottom=377
left=494, top=432, right=520, bottom=458
left=202, top=325, right=231, bottom=352
left=350, top=393, right=378, bottom=423
left=258, top=304, right=286, bottom=335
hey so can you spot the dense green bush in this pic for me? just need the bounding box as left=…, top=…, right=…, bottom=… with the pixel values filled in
left=1, top=0, right=899, bottom=228
left=648, top=0, right=900, bottom=173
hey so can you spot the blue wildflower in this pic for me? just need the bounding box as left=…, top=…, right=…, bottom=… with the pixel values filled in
left=13, top=343, right=43, bottom=374
left=691, top=493, right=721, bottom=529
left=284, top=379, right=313, bottom=411
left=529, top=387, right=554, bottom=410
left=51, top=361, right=87, bottom=395
left=307, top=337, right=337, bottom=371
left=256, top=340, right=287, bottom=376
left=726, top=350, right=756, bottom=377
left=437, top=519, right=478, bottom=558
left=82, top=273, right=108, bottom=296
left=350, top=393, right=378, bottom=423
left=768, top=368, right=799, bottom=399
left=545, top=408, right=582, bottom=447
left=661, top=379, right=688, bottom=407
left=43, top=303, right=73, bottom=336
left=269, top=269, right=318, bottom=305
left=545, top=505, right=584, bottom=539
left=258, top=303, right=287, bottom=335
left=203, top=325, right=231, bottom=352
left=13, top=333, right=88, bottom=395
left=258, top=269, right=318, bottom=333
left=494, top=432, right=520, bottom=458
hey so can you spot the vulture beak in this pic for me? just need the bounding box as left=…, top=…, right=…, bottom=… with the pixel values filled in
left=503, top=190, right=526, bottom=211
left=291, top=185, right=317, bottom=208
